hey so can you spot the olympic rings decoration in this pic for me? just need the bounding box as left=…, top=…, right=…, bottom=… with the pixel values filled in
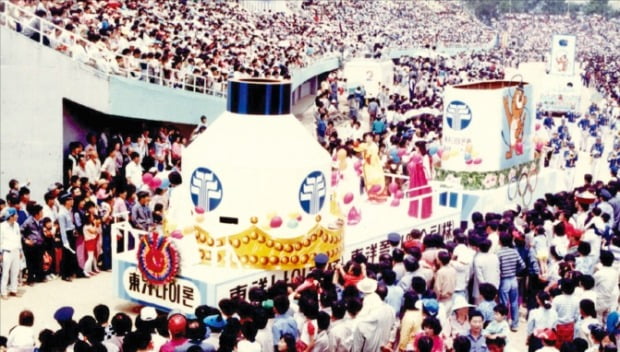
left=506, top=170, right=538, bottom=208
left=137, top=232, right=180, bottom=286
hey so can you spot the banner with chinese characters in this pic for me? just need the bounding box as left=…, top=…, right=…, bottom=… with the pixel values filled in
left=117, top=260, right=206, bottom=314
left=550, top=35, right=576, bottom=76
left=540, top=92, right=581, bottom=113
left=215, top=211, right=459, bottom=302
left=341, top=212, right=459, bottom=262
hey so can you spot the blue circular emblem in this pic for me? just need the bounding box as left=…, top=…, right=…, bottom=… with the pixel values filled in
left=446, top=100, right=472, bottom=131
left=190, top=167, right=223, bottom=211
left=299, top=171, right=327, bottom=215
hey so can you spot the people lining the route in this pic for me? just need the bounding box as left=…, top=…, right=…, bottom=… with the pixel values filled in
left=0, top=120, right=193, bottom=291
left=1, top=1, right=620, bottom=350
left=3, top=180, right=620, bottom=351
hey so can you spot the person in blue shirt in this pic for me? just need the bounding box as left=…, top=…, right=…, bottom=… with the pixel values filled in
left=608, top=143, right=620, bottom=175
left=547, top=132, right=562, bottom=169
left=372, top=117, right=387, bottom=135
left=589, top=102, right=599, bottom=115
left=587, top=119, right=599, bottom=152
left=316, top=114, right=327, bottom=144
left=557, top=118, right=570, bottom=140
left=543, top=113, right=555, bottom=130
left=477, top=283, right=498, bottom=323
left=564, top=142, right=578, bottom=190
left=591, top=136, right=605, bottom=179
left=271, top=295, right=298, bottom=348
left=565, top=111, right=577, bottom=123
left=578, top=114, right=590, bottom=152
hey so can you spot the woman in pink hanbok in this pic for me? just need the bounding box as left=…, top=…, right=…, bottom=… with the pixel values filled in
left=407, top=142, right=432, bottom=219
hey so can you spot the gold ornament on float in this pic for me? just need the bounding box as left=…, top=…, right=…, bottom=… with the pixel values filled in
left=186, top=223, right=344, bottom=270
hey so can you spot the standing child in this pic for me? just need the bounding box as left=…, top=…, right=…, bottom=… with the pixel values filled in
left=532, top=226, right=549, bottom=278
left=477, top=283, right=498, bottom=323
left=82, top=215, right=101, bottom=277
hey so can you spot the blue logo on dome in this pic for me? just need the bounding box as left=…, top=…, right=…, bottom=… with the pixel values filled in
left=299, top=171, right=327, bottom=215
left=446, top=100, right=472, bottom=131
left=190, top=167, right=223, bottom=212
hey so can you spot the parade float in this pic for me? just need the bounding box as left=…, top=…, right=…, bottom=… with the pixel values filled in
left=434, top=80, right=564, bottom=218
left=112, top=78, right=460, bottom=312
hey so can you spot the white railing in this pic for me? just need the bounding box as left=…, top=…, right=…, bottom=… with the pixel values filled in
left=0, top=0, right=229, bottom=97
left=0, top=0, right=345, bottom=98
left=111, top=211, right=148, bottom=256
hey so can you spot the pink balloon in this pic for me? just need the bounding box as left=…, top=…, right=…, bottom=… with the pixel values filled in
left=354, top=160, right=362, bottom=171
left=473, top=158, right=482, bottom=165
left=347, top=207, right=361, bottom=225
left=465, top=159, right=473, bottom=165
left=437, top=149, right=443, bottom=158
left=515, top=142, right=524, bottom=155
left=150, top=177, right=162, bottom=189
left=331, top=172, right=339, bottom=187
left=535, top=123, right=541, bottom=131
left=395, top=190, right=404, bottom=199
left=369, top=184, right=382, bottom=194
left=170, top=230, right=183, bottom=239
left=388, top=182, right=399, bottom=194
left=390, top=198, right=400, bottom=207
left=142, top=173, right=153, bottom=184
left=343, top=192, right=354, bottom=205
left=195, top=206, right=205, bottom=214
left=270, top=216, right=283, bottom=228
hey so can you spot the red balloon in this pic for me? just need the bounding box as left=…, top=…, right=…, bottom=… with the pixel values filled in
left=270, top=216, right=283, bottom=228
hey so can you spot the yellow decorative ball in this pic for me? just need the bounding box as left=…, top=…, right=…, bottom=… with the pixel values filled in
left=250, top=216, right=258, bottom=224
left=315, top=215, right=322, bottom=222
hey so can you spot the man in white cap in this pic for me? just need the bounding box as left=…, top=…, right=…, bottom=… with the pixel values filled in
left=351, top=278, right=396, bottom=352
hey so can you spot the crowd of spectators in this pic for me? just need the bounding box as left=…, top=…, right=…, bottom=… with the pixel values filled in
left=0, top=120, right=198, bottom=298
left=3, top=175, right=620, bottom=352
left=1, top=0, right=496, bottom=94
left=1, top=1, right=620, bottom=352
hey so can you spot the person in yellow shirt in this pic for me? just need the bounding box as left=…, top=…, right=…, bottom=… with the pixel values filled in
left=398, top=292, right=423, bottom=351
left=355, top=133, right=387, bottom=202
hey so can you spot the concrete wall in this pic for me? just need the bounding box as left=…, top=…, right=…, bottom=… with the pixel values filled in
left=0, top=27, right=110, bottom=201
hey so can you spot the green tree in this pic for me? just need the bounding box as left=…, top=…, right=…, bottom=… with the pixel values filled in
left=583, top=0, right=611, bottom=15
left=540, top=0, right=568, bottom=14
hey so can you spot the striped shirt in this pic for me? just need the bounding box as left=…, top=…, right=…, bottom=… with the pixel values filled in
left=497, top=247, right=525, bottom=279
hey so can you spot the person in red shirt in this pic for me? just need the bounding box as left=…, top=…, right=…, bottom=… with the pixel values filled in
left=334, top=261, right=366, bottom=288
left=557, top=210, right=582, bottom=249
